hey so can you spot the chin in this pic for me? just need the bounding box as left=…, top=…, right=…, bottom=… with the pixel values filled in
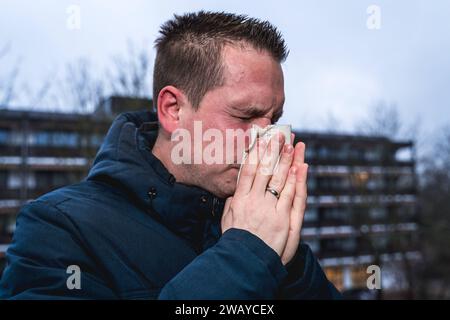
left=215, top=188, right=235, bottom=199
left=202, top=167, right=239, bottom=198
left=219, top=172, right=239, bottom=197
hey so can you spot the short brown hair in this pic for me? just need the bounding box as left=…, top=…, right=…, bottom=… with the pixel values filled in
left=153, top=11, right=288, bottom=110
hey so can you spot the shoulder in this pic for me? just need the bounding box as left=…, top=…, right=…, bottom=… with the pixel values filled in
left=24, top=180, right=164, bottom=238
left=19, top=180, right=191, bottom=255
left=19, top=181, right=123, bottom=230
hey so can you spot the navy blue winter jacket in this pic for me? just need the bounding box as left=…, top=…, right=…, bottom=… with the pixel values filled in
left=0, top=111, right=341, bottom=299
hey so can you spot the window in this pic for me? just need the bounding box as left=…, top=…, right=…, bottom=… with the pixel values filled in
left=367, top=176, right=384, bottom=190
left=351, top=172, right=370, bottom=189
left=322, top=238, right=357, bottom=253
left=53, top=132, right=78, bottom=147
left=369, top=207, right=387, bottom=220
left=349, top=148, right=365, bottom=161
left=307, top=176, right=316, bottom=191
left=317, top=176, right=350, bottom=190
left=7, top=172, right=36, bottom=189
left=305, top=145, right=315, bottom=160
left=90, top=134, right=104, bottom=147
left=366, top=146, right=382, bottom=161
left=397, top=174, right=414, bottom=189
left=371, top=235, right=389, bottom=251
left=29, top=132, right=51, bottom=146
left=322, top=207, right=349, bottom=222
left=304, top=207, right=318, bottom=222
left=10, top=132, right=23, bottom=145
left=35, top=171, right=81, bottom=188
left=324, top=267, right=344, bottom=292
left=307, top=239, right=320, bottom=253
left=317, top=146, right=329, bottom=159
left=0, top=129, right=10, bottom=144
left=0, top=171, right=7, bottom=188
left=28, top=131, right=79, bottom=147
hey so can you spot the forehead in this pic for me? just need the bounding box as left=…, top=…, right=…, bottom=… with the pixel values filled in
left=220, top=44, right=285, bottom=109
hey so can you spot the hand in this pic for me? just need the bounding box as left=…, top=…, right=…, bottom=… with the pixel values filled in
left=221, top=132, right=307, bottom=264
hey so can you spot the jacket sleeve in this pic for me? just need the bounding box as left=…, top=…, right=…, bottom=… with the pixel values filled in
left=0, top=201, right=117, bottom=299
left=277, top=242, right=342, bottom=299
left=158, top=229, right=341, bottom=300
left=158, top=228, right=288, bottom=299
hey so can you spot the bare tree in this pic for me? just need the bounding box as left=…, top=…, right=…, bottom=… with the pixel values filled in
left=47, top=40, right=152, bottom=112
left=0, top=43, right=20, bottom=107
left=106, top=40, right=152, bottom=98
left=20, top=73, right=55, bottom=110
left=352, top=101, right=422, bottom=298
left=0, top=40, right=152, bottom=111
left=356, top=101, right=401, bottom=138
left=323, top=110, right=343, bottom=134
left=59, top=58, right=105, bottom=113
left=417, top=125, right=450, bottom=298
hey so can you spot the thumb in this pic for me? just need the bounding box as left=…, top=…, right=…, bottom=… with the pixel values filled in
left=221, top=197, right=233, bottom=232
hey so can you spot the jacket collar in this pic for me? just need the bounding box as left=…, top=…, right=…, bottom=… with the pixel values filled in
left=87, top=111, right=225, bottom=252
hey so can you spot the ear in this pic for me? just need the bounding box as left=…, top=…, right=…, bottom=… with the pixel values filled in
left=156, top=86, right=186, bottom=134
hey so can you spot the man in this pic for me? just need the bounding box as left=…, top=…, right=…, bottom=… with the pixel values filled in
left=0, top=11, right=340, bottom=299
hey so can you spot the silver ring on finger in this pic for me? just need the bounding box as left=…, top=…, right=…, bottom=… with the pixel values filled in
left=266, top=186, right=280, bottom=199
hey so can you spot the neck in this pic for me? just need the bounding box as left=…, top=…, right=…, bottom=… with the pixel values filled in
left=152, top=133, right=188, bottom=184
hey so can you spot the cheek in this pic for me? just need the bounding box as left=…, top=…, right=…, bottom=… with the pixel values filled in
left=199, top=114, right=253, bottom=161
left=222, top=124, right=251, bottom=163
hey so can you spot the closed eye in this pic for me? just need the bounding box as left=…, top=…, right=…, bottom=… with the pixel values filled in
left=236, top=116, right=253, bottom=122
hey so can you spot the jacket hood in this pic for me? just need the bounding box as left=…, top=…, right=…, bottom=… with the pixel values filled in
left=87, top=111, right=225, bottom=252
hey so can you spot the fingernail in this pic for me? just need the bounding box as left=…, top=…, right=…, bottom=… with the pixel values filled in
left=289, top=166, right=297, bottom=175
left=284, top=144, right=293, bottom=154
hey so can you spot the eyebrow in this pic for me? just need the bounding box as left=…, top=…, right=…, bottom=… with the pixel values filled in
left=231, top=105, right=283, bottom=119
left=233, top=106, right=268, bottom=118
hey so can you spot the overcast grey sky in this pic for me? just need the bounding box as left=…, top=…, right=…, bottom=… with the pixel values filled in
left=1, top=0, right=449, bottom=134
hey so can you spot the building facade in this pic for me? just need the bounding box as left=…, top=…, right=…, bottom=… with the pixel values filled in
left=296, top=132, right=419, bottom=297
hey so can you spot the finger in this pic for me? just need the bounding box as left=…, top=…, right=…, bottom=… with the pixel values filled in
left=223, top=197, right=232, bottom=215
left=221, top=197, right=233, bottom=232
left=253, top=132, right=285, bottom=194
left=292, top=141, right=306, bottom=167
left=266, top=143, right=294, bottom=198
left=235, top=138, right=267, bottom=196
left=276, top=165, right=298, bottom=213
left=290, top=163, right=308, bottom=234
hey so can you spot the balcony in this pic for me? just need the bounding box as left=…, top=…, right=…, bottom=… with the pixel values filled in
left=301, top=223, right=418, bottom=240
left=308, top=186, right=416, bottom=196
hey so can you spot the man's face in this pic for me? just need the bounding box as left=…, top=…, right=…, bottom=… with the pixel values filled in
left=178, top=44, right=285, bottom=198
